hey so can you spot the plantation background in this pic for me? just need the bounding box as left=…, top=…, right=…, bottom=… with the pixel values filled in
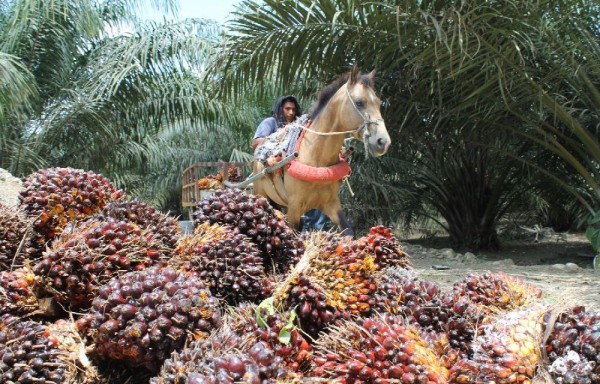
left=2, top=0, right=600, bottom=253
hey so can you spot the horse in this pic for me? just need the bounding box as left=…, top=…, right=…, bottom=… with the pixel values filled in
left=252, top=67, right=391, bottom=236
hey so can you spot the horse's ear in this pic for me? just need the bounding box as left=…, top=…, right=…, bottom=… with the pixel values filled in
left=349, top=65, right=360, bottom=85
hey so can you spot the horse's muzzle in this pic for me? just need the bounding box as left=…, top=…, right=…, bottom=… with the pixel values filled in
left=368, top=131, right=391, bottom=157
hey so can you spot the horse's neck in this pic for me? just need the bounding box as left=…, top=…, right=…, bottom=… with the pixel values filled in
left=297, top=109, right=348, bottom=166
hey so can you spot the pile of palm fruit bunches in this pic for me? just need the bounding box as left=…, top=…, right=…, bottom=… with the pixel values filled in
left=0, top=166, right=597, bottom=383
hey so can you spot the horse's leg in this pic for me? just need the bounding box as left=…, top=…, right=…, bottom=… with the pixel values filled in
left=322, top=201, right=355, bottom=238
left=286, top=204, right=303, bottom=231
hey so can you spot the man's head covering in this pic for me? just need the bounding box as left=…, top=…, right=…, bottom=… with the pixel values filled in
left=272, top=95, right=302, bottom=127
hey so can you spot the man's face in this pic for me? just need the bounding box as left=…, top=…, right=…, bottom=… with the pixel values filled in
left=282, top=101, right=297, bottom=123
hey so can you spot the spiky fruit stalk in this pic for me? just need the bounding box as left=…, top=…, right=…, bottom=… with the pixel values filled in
left=0, top=267, right=41, bottom=316
left=19, top=167, right=123, bottom=244
left=0, top=203, right=34, bottom=269
left=172, top=223, right=267, bottom=304
left=311, top=314, right=449, bottom=383
left=449, top=304, right=546, bottom=384
left=544, top=306, right=600, bottom=383
left=372, top=268, right=479, bottom=363
left=192, top=188, right=303, bottom=273
left=0, top=315, right=97, bottom=383
left=449, top=271, right=542, bottom=312
left=99, top=198, right=179, bottom=250
left=33, top=217, right=169, bottom=309
left=82, top=267, right=221, bottom=371
left=274, top=232, right=380, bottom=338
left=152, top=304, right=312, bottom=383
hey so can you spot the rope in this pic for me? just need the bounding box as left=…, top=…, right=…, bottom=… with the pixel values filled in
left=301, top=85, right=383, bottom=158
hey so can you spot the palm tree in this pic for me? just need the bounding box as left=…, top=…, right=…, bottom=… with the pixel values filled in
left=219, top=0, right=600, bottom=249
left=0, top=0, right=267, bottom=212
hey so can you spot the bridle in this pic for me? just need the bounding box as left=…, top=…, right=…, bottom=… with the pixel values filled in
left=301, top=84, right=383, bottom=157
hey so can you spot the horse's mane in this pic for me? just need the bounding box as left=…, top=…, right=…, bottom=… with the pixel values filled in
left=309, top=71, right=374, bottom=119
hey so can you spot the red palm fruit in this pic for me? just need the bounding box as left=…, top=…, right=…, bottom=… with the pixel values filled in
left=311, top=314, right=449, bottom=382
left=0, top=315, right=97, bottom=383
left=172, top=222, right=267, bottom=304
left=151, top=303, right=311, bottom=383
left=0, top=203, right=35, bottom=269
left=19, top=167, right=123, bottom=246
left=543, top=306, right=600, bottom=383
left=448, top=304, right=546, bottom=383
left=86, top=267, right=221, bottom=371
left=0, top=267, right=41, bottom=316
left=98, top=198, right=179, bottom=250
left=192, top=188, right=304, bottom=273
left=33, top=216, right=169, bottom=309
left=449, top=271, right=542, bottom=312
left=356, top=225, right=411, bottom=269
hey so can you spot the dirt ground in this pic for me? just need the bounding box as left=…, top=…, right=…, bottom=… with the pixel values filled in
left=402, top=233, right=600, bottom=311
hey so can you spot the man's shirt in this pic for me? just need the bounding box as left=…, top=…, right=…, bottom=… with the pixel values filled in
left=253, top=117, right=279, bottom=139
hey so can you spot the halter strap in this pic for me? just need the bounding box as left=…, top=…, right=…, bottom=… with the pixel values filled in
left=299, top=84, right=383, bottom=157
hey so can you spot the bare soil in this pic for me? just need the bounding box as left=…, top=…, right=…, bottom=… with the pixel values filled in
left=403, top=234, right=600, bottom=311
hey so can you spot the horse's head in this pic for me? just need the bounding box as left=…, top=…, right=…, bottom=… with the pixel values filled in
left=343, top=67, right=391, bottom=157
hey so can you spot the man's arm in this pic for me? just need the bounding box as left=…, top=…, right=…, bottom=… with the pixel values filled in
left=252, top=137, right=266, bottom=150
left=252, top=117, right=277, bottom=150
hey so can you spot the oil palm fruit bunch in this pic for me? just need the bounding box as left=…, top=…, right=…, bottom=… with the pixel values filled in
left=192, top=188, right=303, bottom=273
left=0, top=267, right=41, bottom=316
left=152, top=303, right=312, bottom=383
left=356, top=225, right=411, bottom=269
left=0, top=203, right=34, bottom=269
left=172, top=223, right=267, bottom=304
left=98, top=198, right=179, bottom=250
left=0, top=314, right=97, bottom=383
left=449, top=304, right=546, bottom=384
left=82, top=267, right=222, bottom=371
left=33, top=216, right=169, bottom=309
left=449, top=271, right=542, bottom=312
left=273, top=232, right=378, bottom=338
left=311, top=314, right=449, bottom=383
left=372, top=268, right=482, bottom=358
left=544, top=306, right=600, bottom=383
left=19, top=167, right=123, bottom=245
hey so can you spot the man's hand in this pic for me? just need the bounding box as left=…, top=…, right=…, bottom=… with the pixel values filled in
left=252, top=137, right=266, bottom=150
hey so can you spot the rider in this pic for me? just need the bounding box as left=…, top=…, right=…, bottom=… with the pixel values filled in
left=253, top=95, right=332, bottom=231
left=252, top=95, right=302, bottom=150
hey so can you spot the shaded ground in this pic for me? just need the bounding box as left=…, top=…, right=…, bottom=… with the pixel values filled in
left=402, top=233, right=600, bottom=311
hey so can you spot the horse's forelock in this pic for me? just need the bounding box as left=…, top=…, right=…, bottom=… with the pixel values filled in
left=309, top=71, right=374, bottom=119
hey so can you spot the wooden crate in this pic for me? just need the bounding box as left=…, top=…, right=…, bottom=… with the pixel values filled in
left=181, top=162, right=252, bottom=209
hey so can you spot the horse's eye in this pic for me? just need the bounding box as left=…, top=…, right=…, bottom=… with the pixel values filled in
left=355, top=99, right=365, bottom=108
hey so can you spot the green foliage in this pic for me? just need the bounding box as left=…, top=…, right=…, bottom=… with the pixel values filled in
left=220, top=0, right=600, bottom=250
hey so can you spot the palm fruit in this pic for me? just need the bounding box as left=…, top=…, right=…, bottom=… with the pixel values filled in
left=372, top=268, right=482, bottom=359
left=356, top=225, right=411, bottom=269
left=172, top=222, right=267, bottom=304
left=544, top=306, right=600, bottom=383
left=449, top=304, right=546, bottom=384
left=311, top=313, right=449, bottom=383
left=0, top=314, right=97, bottom=383
left=273, top=232, right=378, bottom=338
left=192, top=188, right=304, bottom=273
left=33, top=216, right=169, bottom=309
left=98, top=198, right=179, bottom=250
left=81, top=267, right=222, bottom=371
left=152, top=304, right=312, bottom=383
left=0, top=267, right=41, bottom=316
left=18, top=167, right=123, bottom=244
left=449, top=271, right=542, bottom=312
left=0, top=203, right=34, bottom=269
left=97, top=360, right=154, bottom=384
